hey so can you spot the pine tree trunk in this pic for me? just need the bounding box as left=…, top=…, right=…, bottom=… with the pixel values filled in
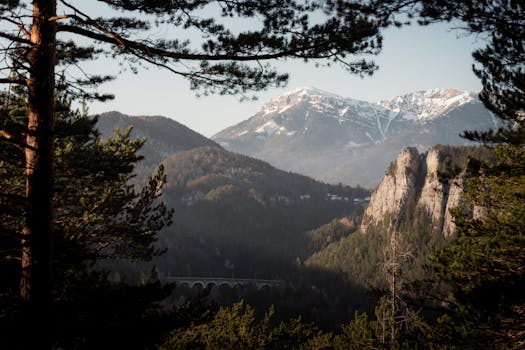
left=20, top=0, right=57, bottom=347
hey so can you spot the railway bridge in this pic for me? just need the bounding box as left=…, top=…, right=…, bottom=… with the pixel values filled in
left=164, top=276, right=281, bottom=290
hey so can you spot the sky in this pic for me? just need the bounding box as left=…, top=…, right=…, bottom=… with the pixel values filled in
left=75, top=6, right=485, bottom=137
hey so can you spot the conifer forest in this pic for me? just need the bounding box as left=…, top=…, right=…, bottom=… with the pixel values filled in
left=0, top=1, right=523, bottom=349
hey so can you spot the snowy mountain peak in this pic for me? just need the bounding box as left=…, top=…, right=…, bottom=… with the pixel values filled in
left=260, top=86, right=341, bottom=115
left=214, top=87, right=484, bottom=147
left=379, top=88, right=477, bottom=121
left=260, top=86, right=376, bottom=117
left=212, top=86, right=495, bottom=187
left=288, top=86, right=342, bottom=99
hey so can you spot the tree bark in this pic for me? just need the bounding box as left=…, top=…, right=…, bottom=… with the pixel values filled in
left=20, top=0, right=57, bottom=347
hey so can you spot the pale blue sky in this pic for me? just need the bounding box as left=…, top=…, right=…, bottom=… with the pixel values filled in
left=73, top=5, right=484, bottom=137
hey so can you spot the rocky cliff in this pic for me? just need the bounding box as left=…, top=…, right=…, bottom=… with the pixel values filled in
left=304, top=145, right=493, bottom=288
left=361, top=145, right=487, bottom=237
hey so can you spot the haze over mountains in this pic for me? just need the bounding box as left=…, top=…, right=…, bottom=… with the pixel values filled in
left=213, top=87, right=499, bottom=188
left=93, top=86, right=498, bottom=279
left=95, top=112, right=368, bottom=279
left=92, top=92, right=499, bottom=327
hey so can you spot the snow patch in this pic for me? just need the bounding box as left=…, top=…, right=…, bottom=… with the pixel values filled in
left=344, top=141, right=366, bottom=149
left=379, top=88, right=476, bottom=121
left=255, top=120, right=287, bottom=137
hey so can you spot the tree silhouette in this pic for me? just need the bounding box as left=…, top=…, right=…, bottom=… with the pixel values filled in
left=0, top=1, right=384, bottom=347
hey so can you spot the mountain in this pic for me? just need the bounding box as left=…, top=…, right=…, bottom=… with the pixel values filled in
left=212, top=87, right=500, bottom=188
left=154, top=146, right=369, bottom=279
left=96, top=111, right=217, bottom=177
left=305, top=145, right=493, bottom=288
left=94, top=113, right=369, bottom=279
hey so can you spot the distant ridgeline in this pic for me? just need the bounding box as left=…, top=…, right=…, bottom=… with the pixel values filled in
left=95, top=113, right=370, bottom=282
left=306, top=145, right=494, bottom=289
left=155, top=146, right=369, bottom=279
left=213, top=87, right=500, bottom=188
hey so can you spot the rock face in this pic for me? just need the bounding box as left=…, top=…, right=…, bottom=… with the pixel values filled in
left=361, top=147, right=422, bottom=229
left=362, top=146, right=474, bottom=236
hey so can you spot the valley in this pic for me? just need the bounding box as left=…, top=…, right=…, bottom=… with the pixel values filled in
left=95, top=90, right=499, bottom=327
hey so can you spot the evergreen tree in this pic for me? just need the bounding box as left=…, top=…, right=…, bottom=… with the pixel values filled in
left=0, top=87, right=174, bottom=349
left=334, top=296, right=431, bottom=349
left=0, top=1, right=384, bottom=346
left=413, top=2, right=525, bottom=347
left=374, top=1, right=525, bottom=347
left=158, top=301, right=334, bottom=350
left=429, top=145, right=525, bottom=349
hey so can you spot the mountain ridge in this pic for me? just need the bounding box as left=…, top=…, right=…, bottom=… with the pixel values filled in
left=212, top=87, right=498, bottom=187
left=94, top=112, right=369, bottom=279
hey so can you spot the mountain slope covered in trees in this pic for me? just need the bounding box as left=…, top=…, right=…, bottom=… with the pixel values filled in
left=154, top=146, right=369, bottom=279
left=94, top=115, right=369, bottom=280
left=96, top=112, right=218, bottom=181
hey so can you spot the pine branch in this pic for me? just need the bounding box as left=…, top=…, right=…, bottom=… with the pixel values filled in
left=57, top=23, right=329, bottom=62
left=0, top=77, right=26, bottom=85
left=0, top=129, right=30, bottom=151
left=0, top=31, right=31, bottom=45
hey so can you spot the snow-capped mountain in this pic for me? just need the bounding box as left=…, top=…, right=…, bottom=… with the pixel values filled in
left=378, top=88, right=477, bottom=121
left=213, top=87, right=500, bottom=188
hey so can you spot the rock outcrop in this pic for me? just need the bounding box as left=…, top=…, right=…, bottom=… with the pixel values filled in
left=362, top=146, right=477, bottom=237
left=361, top=147, right=422, bottom=229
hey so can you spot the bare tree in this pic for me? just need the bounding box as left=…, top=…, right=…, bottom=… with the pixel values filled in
left=382, top=225, right=414, bottom=344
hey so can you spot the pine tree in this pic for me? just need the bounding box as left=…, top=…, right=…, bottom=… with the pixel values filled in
left=0, top=1, right=384, bottom=345
left=398, top=1, right=525, bottom=348
left=428, top=145, right=525, bottom=349
left=158, top=301, right=334, bottom=350
left=0, top=86, right=174, bottom=349
left=0, top=1, right=384, bottom=339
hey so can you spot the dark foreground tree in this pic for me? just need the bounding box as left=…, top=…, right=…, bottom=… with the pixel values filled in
left=414, top=2, right=525, bottom=348
left=0, top=0, right=384, bottom=346
left=353, top=1, right=524, bottom=348
left=0, top=87, right=174, bottom=348
left=158, top=301, right=334, bottom=350
left=429, top=146, right=525, bottom=349
left=371, top=1, right=525, bottom=348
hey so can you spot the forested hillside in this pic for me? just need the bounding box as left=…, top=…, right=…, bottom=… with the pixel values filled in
left=153, top=146, right=369, bottom=279
left=306, top=145, right=494, bottom=288
left=96, top=112, right=217, bottom=181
